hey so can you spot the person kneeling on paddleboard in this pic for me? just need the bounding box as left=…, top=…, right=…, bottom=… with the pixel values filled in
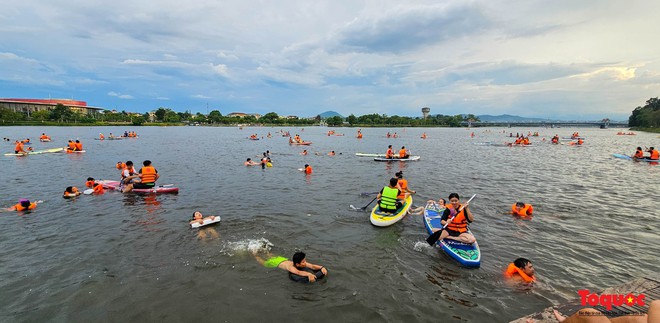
left=123, top=160, right=159, bottom=193
left=431, top=193, right=476, bottom=244
left=504, top=258, right=536, bottom=283
left=377, top=178, right=402, bottom=213
left=254, top=251, right=328, bottom=283
left=511, top=202, right=533, bottom=217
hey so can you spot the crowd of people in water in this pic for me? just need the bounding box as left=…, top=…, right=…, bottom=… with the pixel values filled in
left=4, top=128, right=658, bottom=319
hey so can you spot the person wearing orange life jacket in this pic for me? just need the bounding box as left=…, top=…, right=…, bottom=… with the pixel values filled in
left=395, top=171, right=415, bottom=200
left=99, top=133, right=105, bottom=140
left=66, top=140, right=76, bottom=151
left=646, top=147, right=659, bottom=160
left=633, top=147, right=644, bottom=159
left=63, top=186, right=80, bottom=198
left=92, top=183, right=105, bottom=194
left=7, top=199, right=38, bottom=211
left=385, top=145, right=394, bottom=159
left=304, top=164, right=312, bottom=174
left=116, top=161, right=126, bottom=170
left=551, top=135, right=559, bottom=144
left=40, top=133, right=51, bottom=141
left=430, top=193, right=476, bottom=244
left=14, top=140, right=27, bottom=155
left=399, top=146, right=410, bottom=159
left=511, top=202, right=534, bottom=217
left=122, top=160, right=159, bottom=193
left=86, top=177, right=96, bottom=188
left=74, top=140, right=83, bottom=151
left=504, top=258, right=536, bottom=283
left=576, top=138, right=584, bottom=145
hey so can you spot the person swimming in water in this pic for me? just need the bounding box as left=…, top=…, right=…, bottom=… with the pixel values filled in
left=254, top=251, right=327, bottom=283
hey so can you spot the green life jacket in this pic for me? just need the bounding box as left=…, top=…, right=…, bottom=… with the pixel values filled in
left=380, top=186, right=398, bottom=210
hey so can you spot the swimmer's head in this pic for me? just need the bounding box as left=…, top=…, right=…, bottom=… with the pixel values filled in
left=514, top=258, right=535, bottom=276
left=19, top=199, right=30, bottom=207
left=192, top=211, right=203, bottom=220
left=65, top=186, right=74, bottom=193
left=87, top=177, right=94, bottom=181
left=515, top=202, right=525, bottom=208
left=292, top=251, right=306, bottom=268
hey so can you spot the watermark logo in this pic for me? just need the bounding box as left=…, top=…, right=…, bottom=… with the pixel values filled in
left=578, top=290, right=646, bottom=310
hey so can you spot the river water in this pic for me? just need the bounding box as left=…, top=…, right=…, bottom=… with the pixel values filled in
left=1, top=126, right=658, bottom=322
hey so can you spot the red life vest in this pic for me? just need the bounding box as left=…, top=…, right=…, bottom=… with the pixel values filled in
left=650, top=149, right=659, bottom=160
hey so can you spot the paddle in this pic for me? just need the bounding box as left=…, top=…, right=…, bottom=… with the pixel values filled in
left=349, top=196, right=377, bottom=212
left=426, top=194, right=476, bottom=246
left=360, top=191, right=379, bottom=197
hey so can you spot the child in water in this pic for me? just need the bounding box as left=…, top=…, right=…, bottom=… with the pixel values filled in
left=189, top=211, right=218, bottom=226
left=190, top=211, right=220, bottom=240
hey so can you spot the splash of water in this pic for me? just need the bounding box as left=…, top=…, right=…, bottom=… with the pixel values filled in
left=221, top=238, right=273, bottom=256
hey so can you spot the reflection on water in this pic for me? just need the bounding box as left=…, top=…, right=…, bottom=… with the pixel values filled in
left=0, top=126, right=658, bottom=322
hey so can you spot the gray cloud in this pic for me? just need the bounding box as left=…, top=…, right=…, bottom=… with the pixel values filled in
left=334, top=3, right=492, bottom=53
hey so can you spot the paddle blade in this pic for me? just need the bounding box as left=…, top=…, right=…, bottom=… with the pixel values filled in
left=83, top=189, right=94, bottom=195
left=426, top=230, right=443, bottom=246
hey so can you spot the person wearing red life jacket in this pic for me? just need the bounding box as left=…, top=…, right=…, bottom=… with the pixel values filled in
left=504, top=258, right=536, bottom=283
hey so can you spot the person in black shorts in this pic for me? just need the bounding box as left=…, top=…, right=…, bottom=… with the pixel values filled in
left=123, top=160, right=159, bottom=192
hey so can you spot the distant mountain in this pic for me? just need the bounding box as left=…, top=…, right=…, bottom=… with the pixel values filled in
left=476, top=114, right=553, bottom=122
left=318, top=111, right=343, bottom=119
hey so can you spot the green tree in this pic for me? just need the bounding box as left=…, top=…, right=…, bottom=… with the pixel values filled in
left=50, top=104, right=73, bottom=121
left=154, top=108, right=168, bottom=121
left=208, top=110, right=222, bottom=123
left=31, top=110, right=51, bottom=121
left=164, top=110, right=181, bottom=122
left=261, top=112, right=280, bottom=123
left=346, top=114, right=357, bottom=125
left=326, top=115, right=344, bottom=126
left=132, top=116, right=146, bottom=126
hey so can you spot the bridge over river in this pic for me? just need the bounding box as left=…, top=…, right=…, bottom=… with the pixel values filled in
left=465, top=121, right=629, bottom=128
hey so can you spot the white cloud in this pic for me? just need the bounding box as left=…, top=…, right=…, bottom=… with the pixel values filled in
left=191, top=94, right=211, bottom=99
left=108, top=91, right=134, bottom=99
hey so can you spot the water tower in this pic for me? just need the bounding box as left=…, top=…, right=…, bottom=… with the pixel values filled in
left=422, top=107, right=430, bottom=119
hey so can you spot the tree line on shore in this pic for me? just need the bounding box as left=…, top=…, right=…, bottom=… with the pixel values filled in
left=0, top=103, right=481, bottom=126
left=629, top=97, right=660, bottom=128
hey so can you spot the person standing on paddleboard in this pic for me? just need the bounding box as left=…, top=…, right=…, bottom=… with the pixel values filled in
left=431, top=193, right=476, bottom=244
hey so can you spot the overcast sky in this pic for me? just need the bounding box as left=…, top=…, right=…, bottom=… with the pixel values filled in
left=1, top=0, right=659, bottom=120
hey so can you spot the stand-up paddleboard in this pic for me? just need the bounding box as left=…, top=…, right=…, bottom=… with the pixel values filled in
left=373, top=156, right=420, bottom=162
left=190, top=216, right=221, bottom=228
left=40, top=139, right=51, bottom=142
left=65, top=150, right=86, bottom=153
left=613, top=154, right=659, bottom=163
left=97, top=180, right=179, bottom=194
left=94, top=137, right=122, bottom=140
left=356, top=153, right=387, bottom=157
left=370, top=195, right=412, bottom=227
left=289, top=141, right=312, bottom=145
left=4, top=148, right=64, bottom=156
left=423, top=202, right=481, bottom=268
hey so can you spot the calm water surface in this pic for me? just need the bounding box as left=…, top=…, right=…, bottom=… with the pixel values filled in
left=1, top=126, right=658, bottom=322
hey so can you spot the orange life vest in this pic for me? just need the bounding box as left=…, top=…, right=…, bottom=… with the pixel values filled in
left=397, top=179, right=408, bottom=199
left=14, top=202, right=37, bottom=211
left=75, top=142, right=82, bottom=151
left=93, top=184, right=104, bottom=194
left=40, top=135, right=48, bottom=140
left=634, top=150, right=644, bottom=158
left=399, top=149, right=407, bottom=158
left=140, top=166, right=157, bottom=183
left=86, top=180, right=95, bottom=188
left=511, top=203, right=533, bottom=216
left=357, top=133, right=362, bottom=138
left=100, top=134, right=105, bottom=139
left=14, top=142, right=24, bottom=152
left=650, top=150, right=659, bottom=160
left=305, top=165, right=313, bottom=174
left=445, top=204, right=468, bottom=233
left=386, top=149, right=393, bottom=158
left=505, top=263, right=536, bottom=282
left=116, top=162, right=126, bottom=170
left=68, top=142, right=76, bottom=150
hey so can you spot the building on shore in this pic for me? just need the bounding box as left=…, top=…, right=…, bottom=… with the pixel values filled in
left=0, top=98, right=103, bottom=116
left=226, top=112, right=262, bottom=119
